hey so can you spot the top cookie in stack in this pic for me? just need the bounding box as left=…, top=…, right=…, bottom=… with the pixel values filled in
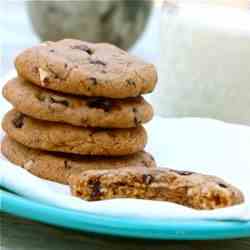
left=1, top=39, right=157, bottom=184
left=14, top=39, right=157, bottom=99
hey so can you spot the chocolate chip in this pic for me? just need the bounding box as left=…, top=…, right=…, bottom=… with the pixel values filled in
left=43, top=77, right=50, bottom=84
left=132, top=107, right=141, bottom=126
left=36, top=95, right=44, bottom=102
left=218, top=183, right=228, bottom=188
left=49, top=96, right=69, bottom=107
left=91, top=188, right=102, bottom=200
left=88, top=179, right=100, bottom=186
left=71, top=44, right=93, bottom=55
left=64, top=160, right=71, bottom=169
left=88, top=77, right=97, bottom=85
left=64, top=63, right=68, bottom=69
left=12, top=113, right=24, bottom=128
left=88, top=179, right=102, bottom=200
left=49, top=49, right=55, bottom=53
left=89, top=58, right=106, bottom=66
left=134, top=117, right=140, bottom=126
left=126, top=79, right=136, bottom=87
left=87, top=98, right=112, bottom=112
left=116, top=182, right=126, bottom=186
left=142, top=174, right=153, bottom=185
left=170, top=169, right=194, bottom=176
left=76, top=191, right=82, bottom=196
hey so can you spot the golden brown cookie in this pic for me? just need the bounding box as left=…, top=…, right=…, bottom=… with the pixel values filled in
left=1, top=137, right=156, bottom=184
left=69, top=167, right=244, bottom=210
left=15, top=39, right=157, bottom=98
left=2, top=110, right=147, bottom=156
left=3, top=78, right=153, bottom=128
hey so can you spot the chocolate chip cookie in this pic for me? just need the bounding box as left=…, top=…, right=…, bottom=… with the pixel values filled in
left=2, top=110, right=147, bottom=156
left=69, top=167, right=244, bottom=210
left=1, top=137, right=156, bottom=184
left=3, top=78, right=153, bottom=128
left=15, top=39, right=157, bottom=98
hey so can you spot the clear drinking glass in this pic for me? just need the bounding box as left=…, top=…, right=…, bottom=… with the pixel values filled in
left=153, top=0, right=250, bottom=125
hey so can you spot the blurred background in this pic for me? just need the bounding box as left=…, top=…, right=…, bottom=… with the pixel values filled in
left=0, top=0, right=160, bottom=76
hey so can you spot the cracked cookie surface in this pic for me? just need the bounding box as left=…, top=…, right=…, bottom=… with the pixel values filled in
left=3, top=78, right=153, bottom=128
left=1, top=137, right=156, bottom=184
left=69, top=167, right=244, bottom=210
left=15, top=39, right=157, bottom=98
left=2, top=109, right=147, bottom=156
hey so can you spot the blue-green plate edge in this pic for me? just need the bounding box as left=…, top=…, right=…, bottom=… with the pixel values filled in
left=1, top=189, right=250, bottom=240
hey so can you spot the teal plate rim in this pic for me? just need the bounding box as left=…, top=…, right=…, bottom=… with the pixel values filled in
left=1, top=189, right=250, bottom=240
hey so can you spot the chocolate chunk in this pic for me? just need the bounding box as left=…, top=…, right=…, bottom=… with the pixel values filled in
left=116, top=182, right=126, bottom=186
left=36, top=93, right=46, bottom=102
left=12, top=113, right=24, bottom=128
left=218, top=183, right=228, bottom=188
left=64, top=160, right=71, bottom=169
left=76, top=191, right=83, bottom=196
left=71, top=44, right=93, bottom=55
left=87, top=98, right=112, bottom=112
left=88, top=77, right=97, bottom=85
left=170, top=169, right=194, bottom=176
left=43, top=77, right=50, bottom=85
left=89, top=58, right=106, bottom=66
left=49, top=96, right=69, bottom=107
left=88, top=179, right=102, bottom=200
left=134, top=116, right=140, bottom=126
left=88, top=179, right=100, bottom=186
left=132, top=107, right=141, bottom=126
left=126, top=79, right=136, bottom=86
left=142, top=174, right=153, bottom=185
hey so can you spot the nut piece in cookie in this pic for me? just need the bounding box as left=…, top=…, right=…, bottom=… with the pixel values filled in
left=38, top=68, right=50, bottom=86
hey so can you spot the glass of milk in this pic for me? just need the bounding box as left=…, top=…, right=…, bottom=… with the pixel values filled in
left=153, top=0, right=250, bottom=125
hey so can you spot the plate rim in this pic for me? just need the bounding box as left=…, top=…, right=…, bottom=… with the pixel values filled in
left=1, top=189, right=250, bottom=240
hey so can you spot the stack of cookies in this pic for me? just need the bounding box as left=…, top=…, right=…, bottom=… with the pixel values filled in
left=1, top=39, right=158, bottom=184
